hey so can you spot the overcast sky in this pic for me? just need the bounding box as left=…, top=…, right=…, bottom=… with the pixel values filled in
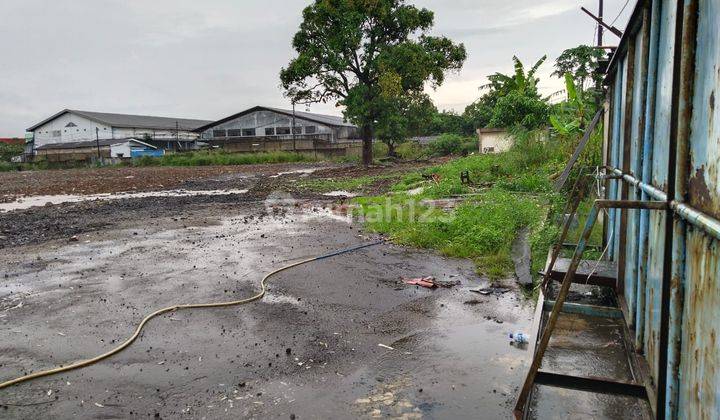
left=0, top=0, right=634, bottom=137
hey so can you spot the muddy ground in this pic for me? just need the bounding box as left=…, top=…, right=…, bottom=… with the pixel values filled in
left=0, top=162, right=538, bottom=419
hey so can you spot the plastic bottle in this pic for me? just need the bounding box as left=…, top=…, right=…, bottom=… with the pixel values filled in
left=509, top=332, right=528, bottom=344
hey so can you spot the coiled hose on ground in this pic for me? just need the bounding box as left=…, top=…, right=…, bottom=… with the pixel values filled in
left=0, top=240, right=384, bottom=390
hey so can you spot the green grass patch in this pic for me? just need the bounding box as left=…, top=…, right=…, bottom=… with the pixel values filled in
left=298, top=174, right=400, bottom=193
left=0, top=161, right=20, bottom=172
left=354, top=190, right=546, bottom=278
left=133, top=151, right=314, bottom=167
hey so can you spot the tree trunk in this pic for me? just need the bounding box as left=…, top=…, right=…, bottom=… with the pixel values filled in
left=387, top=141, right=396, bottom=158
left=361, top=124, right=373, bottom=166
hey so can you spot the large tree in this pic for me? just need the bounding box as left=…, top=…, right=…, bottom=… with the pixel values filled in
left=280, top=0, right=466, bottom=165
left=375, top=92, right=435, bottom=156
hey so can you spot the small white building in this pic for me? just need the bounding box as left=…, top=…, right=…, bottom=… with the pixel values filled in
left=26, top=109, right=212, bottom=154
left=477, top=128, right=514, bottom=154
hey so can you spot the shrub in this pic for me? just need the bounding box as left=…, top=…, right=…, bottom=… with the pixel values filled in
left=0, top=161, right=20, bottom=172
left=372, top=142, right=389, bottom=158
left=460, top=139, right=478, bottom=155
left=488, top=91, right=549, bottom=130
left=0, top=143, right=24, bottom=162
left=396, top=141, right=426, bottom=160
left=428, top=133, right=464, bottom=156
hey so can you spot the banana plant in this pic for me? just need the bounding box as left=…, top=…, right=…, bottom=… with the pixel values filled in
left=549, top=73, right=586, bottom=136
left=481, top=55, right=547, bottom=98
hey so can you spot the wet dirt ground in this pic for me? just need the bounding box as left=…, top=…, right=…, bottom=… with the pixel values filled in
left=0, top=163, right=536, bottom=419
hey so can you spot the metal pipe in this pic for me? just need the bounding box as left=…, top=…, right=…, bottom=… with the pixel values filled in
left=610, top=167, right=667, bottom=200
left=605, top=167, right=720, bottom=241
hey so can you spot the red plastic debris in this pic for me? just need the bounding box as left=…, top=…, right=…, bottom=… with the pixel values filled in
left=403, top=276, right=438, bottom=289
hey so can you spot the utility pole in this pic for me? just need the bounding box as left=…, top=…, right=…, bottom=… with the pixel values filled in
left=291, top=101, right=297, bottom=152
left=581, top=7, right=622, bottom=38
left=175, top=121, right=180, bottom=150
left=95, top=127, right=101, bottom=162
left=597, top=0, right=604, bottom=47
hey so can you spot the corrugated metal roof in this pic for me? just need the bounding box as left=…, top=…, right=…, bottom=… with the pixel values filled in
left=263, top=107, right=356, bottom=127
left=27, top=109, right=213, bottom=131
left=194, top=106, right=357, bottom=132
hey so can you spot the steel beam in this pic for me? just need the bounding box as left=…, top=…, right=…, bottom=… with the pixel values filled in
left=535, top=371, right=648, bottom=399
left=543, top=300, right=623, bottom=318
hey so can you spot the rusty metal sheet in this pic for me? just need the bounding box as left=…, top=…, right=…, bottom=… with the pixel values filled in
left=643, top=0, right=678, bottom=385
left=676, top=0, right=720, bottom=417
left=600, top=0, right=720, bottom=417
left=649, top=0, right=677, bottom=193
left=645, top=210, right=666, bottom=382
left=635, top=0, right=662, bottom=351
left=677, top=232, right=720, bottom=418
left=687, top=0, right=720, bottom=220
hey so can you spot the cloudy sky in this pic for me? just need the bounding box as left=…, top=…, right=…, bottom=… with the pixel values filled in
left=0, top=0, right=634, bottom=137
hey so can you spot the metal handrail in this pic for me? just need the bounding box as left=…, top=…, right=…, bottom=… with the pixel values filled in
left=605, top=166, right=720, bottom=240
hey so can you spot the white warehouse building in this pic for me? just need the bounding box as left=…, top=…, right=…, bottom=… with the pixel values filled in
left=26, top=109, right=212, bottom=154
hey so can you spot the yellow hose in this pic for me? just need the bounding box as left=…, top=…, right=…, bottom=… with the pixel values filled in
left=0, top=240, right=382, bottom=390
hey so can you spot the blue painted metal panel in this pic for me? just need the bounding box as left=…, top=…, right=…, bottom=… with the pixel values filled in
left=606, top=0, right=720, bottom=419
left=676, top=0, right=720, bottom=417
left=636, top=0, right=662, bottom=350
left=625, top=30, right=647, bottom=324
left=131, top=149, right=164, bottom=158
left=649, top=0, right=676, bottom=192
left=613, top=59, right=628, bottom=266
left=645, top=0, right=677, bottom=383
left=604, top=0, right=720, bottom=417
left=608, top=60, right=625, bottom=260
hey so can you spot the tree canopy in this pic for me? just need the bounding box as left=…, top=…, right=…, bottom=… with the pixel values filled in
left=280, top=0, right=466, bottom=165
left=375, top=92, right=435, bottom=156
left=552, top=45, right=606, bottom=92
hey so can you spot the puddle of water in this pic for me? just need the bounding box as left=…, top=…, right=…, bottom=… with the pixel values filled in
left=344, top=294, right=535, bottom=419
left=322, top=190, right=358, bottom=198
left=269, top=168, right=323, bottom=178
left=263, top=292, right=301, bottom=306
left=0, top=189, right=249, bottom=212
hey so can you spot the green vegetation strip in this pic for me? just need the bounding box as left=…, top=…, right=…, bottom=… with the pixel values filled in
left=132, top=151, right=314, bottom=167
left=352, top=130, right=578, bottom=280
left=297, top=174, right=400, bottom=193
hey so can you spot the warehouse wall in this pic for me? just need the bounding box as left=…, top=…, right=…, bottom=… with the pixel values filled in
left=32, top=113, right=112, bottom=147
left=604, top=0, right=720, bottom=417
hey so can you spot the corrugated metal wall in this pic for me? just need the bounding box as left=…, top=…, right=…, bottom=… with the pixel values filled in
left=604, top=0, right=719, bottom=418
